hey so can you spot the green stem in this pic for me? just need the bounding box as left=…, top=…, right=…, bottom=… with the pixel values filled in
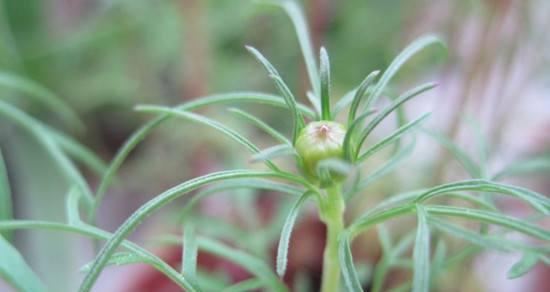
left=371, top=257, right=390, bottom=292
left=320, top=184, right=345, bottom=292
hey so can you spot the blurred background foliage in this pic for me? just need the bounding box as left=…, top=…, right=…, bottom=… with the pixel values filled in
left=0, top=0, right=548, bottom=291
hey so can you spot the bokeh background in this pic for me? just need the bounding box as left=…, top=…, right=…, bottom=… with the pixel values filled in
left=0, top=0, right=548, bottom=291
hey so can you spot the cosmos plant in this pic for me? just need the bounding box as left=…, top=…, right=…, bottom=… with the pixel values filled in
left=0, top=0, right=548, bottom=292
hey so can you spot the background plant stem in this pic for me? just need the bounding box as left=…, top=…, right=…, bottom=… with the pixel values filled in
left=320, top=183, right=345, bottom=292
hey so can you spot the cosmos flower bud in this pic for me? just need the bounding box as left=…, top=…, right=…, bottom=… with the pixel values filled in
left=295, top=121, right=346, bottom=183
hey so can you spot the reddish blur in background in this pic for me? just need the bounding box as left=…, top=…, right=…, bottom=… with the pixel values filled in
left=0, top=0, right=548, bottom=291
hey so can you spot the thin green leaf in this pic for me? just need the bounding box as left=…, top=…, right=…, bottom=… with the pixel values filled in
left=0, top=220, right=196, bottom=291
left=80, top=252, right=149, bottom=272
left=179, top=178, right=303, bottom=219
left=464, top=116, right=489, bottom=177
left=154, top=227, right=247, bottom=254
left=413, top=179, right=549, bottom=214
left=44, top=126, right=108, bottom=176
left=493, top=156, right=550, bottom=180
left=334, top=88, right=357, bottom=116
left=355, top=82, right=436, bottom=159
left=0, top=70, right=84, bottom=130
left=320, top=47, right=331, bottom=120
left=91, top=91, right=315, bottom=222
left=306, top=91, right=321, bottom=118
left=358, top=113, right=431, bottom=162
left=430, top=217, right=548, bottom=254
left=197, top=236, right=286, bottom=291
left=277, top=191, right=312, bottom=277
left=343, top=109, right=378, bottom=161
left=339, top=232, right=363, bottom=292
left=252, top=144, right=296, bottom=163
left=0, top=235, right=47, bottom=292
left=66, top=186, right=83, bottom=226
left=0, top=149, right=13, bottom=240
left=366, top=35, right=445, bottom=108
left=392, top=231, right=416, bottom=258
left=246, top=46, right=305, bottom=143
left=264, top=0, right=320, bottom=96
left=425, top=205, right=550, bottom=241
left=377, top=224, right=392, bottom=254
left=0, top=100, right=93, bottom=209
left=347, top=138, right=416, bottom=200
left=228, top=108, right=291, bottom=145
left=136, top=105, right=279, bottom=171
left=223, top=278, right=264, bottom=292
left=507, top=253, right=540, bottom=279
left=439, top=192, right=499, bottom=211
left=421, top=128, right=481, bottom=178
left=350, top=204, right=416, bottom=238
left=348, top=70, right=380, bottom=125
left=412, top=205, right=430, bottom=292
left=79, top=169, right=309, bottom=292
left=183, top=221, right=199, bottom=287
left=429, top=239, right=447, bottom=281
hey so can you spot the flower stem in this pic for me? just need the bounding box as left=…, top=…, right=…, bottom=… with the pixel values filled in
left=320, top=183, right=345, bottom=292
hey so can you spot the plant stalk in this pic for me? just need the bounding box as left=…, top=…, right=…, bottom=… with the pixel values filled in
left=320, top=183, right=345, bottom=292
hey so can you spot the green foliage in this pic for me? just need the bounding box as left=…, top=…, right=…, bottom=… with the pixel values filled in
left=0, top=235, right=47, bottom=292
left=0, top=1, right=547, bottom=292
left=0, top=70, right=84, bottom=130
left=0, top=150, right=12, bottom=240
left=412, top=205, right=430, bottom=292
left=276, top=191, right=312, bottom=277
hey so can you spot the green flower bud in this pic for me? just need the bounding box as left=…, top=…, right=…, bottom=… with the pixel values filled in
left=295, top=121, right=346, bottom=183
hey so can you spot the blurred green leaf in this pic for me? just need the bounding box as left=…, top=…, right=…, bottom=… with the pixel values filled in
left=80, top=252, right=149, bottom=273
left=507, top=253, right=540, bottom=279
left=412, top=205, right=430, bottom=292
left=426, top=206, right=549, bottom=241
left=276, top=191, right=312, bottom=277
left=493, top=156, right=550, bottom=180
left=414, top=179, right=549, bottom=214
left=136, top=105, right=279, bottom=171
left=197, top=236, right=286, bottom=291
left=44, top=126, right=108, bottom=177
left=246, top=46, right=305, bottom=143
left=0, top=70, right=84, bottom=130
left=92, top=92, right=315, bottom=222
left=0, top=149, right=13, bottom=240
left=347, top=138, right=416, bottom=200
left=65, top=186, right=82, bottom=226
left=262, top=0, right=319, bottom=96
left=0, top=235, right=47, bottom=292
left=358, top=113, right=431, bottom=162
left=430, top=217, right=548, bottom=254
left=421, top=129, right=481, bottom=178
left=319, top=47, right=331, bottom=120
left=228, top=108, right=291, bottom=145
left=347, top=70, right=380, bottom=125
left=183, top=221, right=199, bottom=288
left=355, top=82, right=436, bottom=159
left=366, top=35, right=446, bottom=109
left=339, top=232, right=363, bottom=292
left=0, top=220, right=195, bottom=290
left=79, top=169, right=309, bottom=292
left=0, top=100, right=93, bottom=208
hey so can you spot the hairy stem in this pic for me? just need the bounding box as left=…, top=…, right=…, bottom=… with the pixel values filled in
left=320, top=184, right=345, bottom=292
